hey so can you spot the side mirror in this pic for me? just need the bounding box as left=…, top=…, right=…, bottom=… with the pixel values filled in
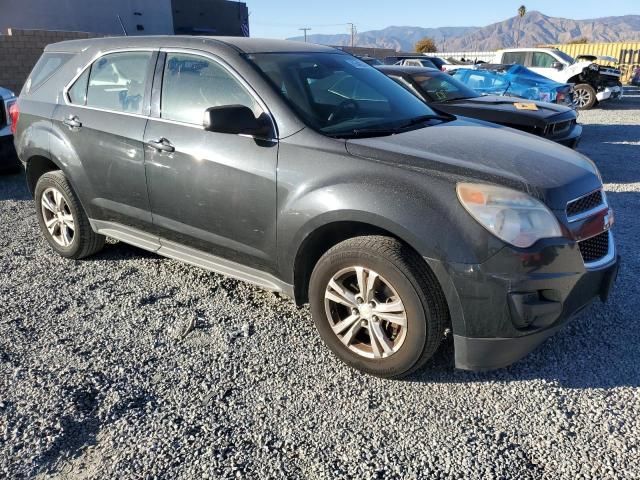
left=551, top=62, right=564, bottom=71
left=203, top=105, right=272, bottom=138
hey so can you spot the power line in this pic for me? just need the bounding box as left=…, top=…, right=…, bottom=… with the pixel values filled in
left=347, top=23, right=357, bottom=47
left=299, top=27, right=312, bottom=42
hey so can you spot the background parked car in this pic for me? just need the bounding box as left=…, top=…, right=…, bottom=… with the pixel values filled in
left=0, top=86, right=20, bottom=174
left=394, top=57, right=438, bottom=69
left=384, top=55, right=448, bottom=70
left=450, top=64, right=575, bottom=108
left=355, top=55, right=383, bottom=66
left=378, top=65, right=582, bottom=148
left=492, top=48, right=623, bottom=110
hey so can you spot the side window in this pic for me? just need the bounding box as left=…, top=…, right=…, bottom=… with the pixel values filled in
left=531, top=52, right=556, bottom=68
left=502, top=52, right=527, bottom=65
left=24, top=52, right=73, bottom=94
left=161, top=53, right=260, bottom=125
left=86, top=52, right=152, bottom=114
left=68, top=69, right=90, bottom=105
left=466, top=72, right=507, bottom=91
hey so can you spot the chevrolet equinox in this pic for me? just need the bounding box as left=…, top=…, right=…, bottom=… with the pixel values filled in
left=13, top=37, right=619, bottom=378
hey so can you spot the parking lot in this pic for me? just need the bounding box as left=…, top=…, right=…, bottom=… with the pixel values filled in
left=1, top=88, right=639, bottom=479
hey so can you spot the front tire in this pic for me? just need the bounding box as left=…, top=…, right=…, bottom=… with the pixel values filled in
left=309, top=236, right=449, bottom=378
left=574, top=84, right=597, bottom=110
left=34, top=171, right=105, bottom=259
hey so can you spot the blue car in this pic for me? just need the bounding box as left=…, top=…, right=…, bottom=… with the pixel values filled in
left=451, top=64, right=575, bottom=108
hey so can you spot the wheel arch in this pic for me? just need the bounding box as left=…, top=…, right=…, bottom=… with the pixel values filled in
left=292, top=219, right=405, bottom=305
left=25, top=155, right=62, bottom=195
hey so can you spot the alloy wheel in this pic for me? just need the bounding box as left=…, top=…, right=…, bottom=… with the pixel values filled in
left=40, top=187, right=75, bottom=247
left=324, top=266, right=408, bottom=359
left=574, top=88, right=592, bottom=109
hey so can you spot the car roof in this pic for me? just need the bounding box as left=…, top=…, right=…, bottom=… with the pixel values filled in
left=45, top=36, right=338, bottom=55
left=377, top=65, right=442, bottom=75
left=498, top=47, right=560, bottom=53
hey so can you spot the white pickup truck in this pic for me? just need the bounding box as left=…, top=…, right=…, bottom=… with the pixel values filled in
left=492, top=48, right=623, bottom=109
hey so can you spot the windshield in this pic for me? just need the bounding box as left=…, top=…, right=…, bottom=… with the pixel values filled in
left=553, top=50, right=575, bottom=65
left=246, top=52, right=439, bottom=137
left=411, top=72, right=479, bottom=102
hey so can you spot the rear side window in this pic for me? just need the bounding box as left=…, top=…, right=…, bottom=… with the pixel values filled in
left=502, top=52, right=527, bottom=65
left=24, top=52, right=73, bottom=95
left=161, top=53, right=260, bottom=125
left=86, top=52, right=153, bottom=114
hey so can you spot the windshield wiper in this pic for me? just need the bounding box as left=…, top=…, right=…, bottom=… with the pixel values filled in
left=346, top=126, right=405, bottom=138
left=328, top=114, right=453, bottom=139
left=402, top=114, right=452, bottom=125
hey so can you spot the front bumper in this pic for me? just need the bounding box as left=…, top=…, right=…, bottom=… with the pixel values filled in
left=427, top=235, right=619, bottom=371
left=596, top=85, right=623, bottom=102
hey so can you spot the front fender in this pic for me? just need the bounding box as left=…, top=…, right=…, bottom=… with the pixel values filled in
left=276, top=131, right=504, bottom=284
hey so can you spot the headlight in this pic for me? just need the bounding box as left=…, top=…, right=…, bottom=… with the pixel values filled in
left=457, top=183, right=563, bottom=248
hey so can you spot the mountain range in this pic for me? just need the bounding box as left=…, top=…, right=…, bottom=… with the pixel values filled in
left=287, top=11, right=640, bottom=52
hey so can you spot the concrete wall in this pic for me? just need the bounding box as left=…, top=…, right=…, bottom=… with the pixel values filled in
left=0, top=0, right=174, bottom=36
left=0, top=28, right=101, bottom=94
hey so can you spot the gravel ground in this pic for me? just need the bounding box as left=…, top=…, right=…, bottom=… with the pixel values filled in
left=1, top=89, right=640, bottom=479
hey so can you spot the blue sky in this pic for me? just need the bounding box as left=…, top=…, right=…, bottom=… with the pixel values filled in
left=248, top=0, right=638, bottom=38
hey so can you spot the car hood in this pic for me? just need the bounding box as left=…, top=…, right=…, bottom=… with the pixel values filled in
left=345, top=117, right=600, bottom=210
left=434, top=96, right=574, bottom=126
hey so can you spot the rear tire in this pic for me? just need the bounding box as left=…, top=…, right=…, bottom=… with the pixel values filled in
left=34, top=171, right=105, bottom=259
left=574, top=84, right=597, bottom=110
left=309, top=236, right=449, bottom=378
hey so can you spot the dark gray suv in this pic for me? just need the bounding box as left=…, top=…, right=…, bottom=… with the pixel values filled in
left=14, top=37, right=618, bottom=378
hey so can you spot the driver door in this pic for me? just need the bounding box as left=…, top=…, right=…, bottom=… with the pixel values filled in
left=528, top=52, right=563, bottom=82
left=143, top=51, right=278, bottom=270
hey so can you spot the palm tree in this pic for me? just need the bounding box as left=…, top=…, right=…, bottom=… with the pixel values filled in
left=516, top=5, right=527, bottom=47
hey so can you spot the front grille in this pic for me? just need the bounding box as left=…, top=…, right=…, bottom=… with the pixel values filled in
left=547, top=120, right=572, bottom=136
left=567, top=190, right=604, bottom=218
left=578, top=231, right=610, bottom=263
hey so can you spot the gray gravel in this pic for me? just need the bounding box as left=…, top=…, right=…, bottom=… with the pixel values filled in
left=2, top=89, right=640, bottom=479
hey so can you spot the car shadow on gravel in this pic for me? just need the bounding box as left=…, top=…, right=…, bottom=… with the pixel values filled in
left=577, top=125, right=640, bottom=184
left=0, top=171, right=30, bottom=201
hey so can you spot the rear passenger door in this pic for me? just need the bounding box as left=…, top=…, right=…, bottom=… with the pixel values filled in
left=143, top=50, right=278, bottom=270
left=51, top=50, right=157, bottom=230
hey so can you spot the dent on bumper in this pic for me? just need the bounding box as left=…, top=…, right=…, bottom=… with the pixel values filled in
left=426, top=240, right=620, bottom=371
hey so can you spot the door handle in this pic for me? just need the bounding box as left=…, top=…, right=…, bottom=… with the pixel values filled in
left=147, top=138, right=175, bottom=153
left=63, top=116, right=82, bottom=129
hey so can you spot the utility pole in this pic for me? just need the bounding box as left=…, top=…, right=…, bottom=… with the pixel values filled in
left=299, top=27, right=311, bottom=42
left=347, top=23, right=357, bottom=47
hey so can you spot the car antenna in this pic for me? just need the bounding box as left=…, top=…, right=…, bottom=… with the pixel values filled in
left=503, top=81, right=512, bottom=97
left=117, top=15, right=128, bottom=36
